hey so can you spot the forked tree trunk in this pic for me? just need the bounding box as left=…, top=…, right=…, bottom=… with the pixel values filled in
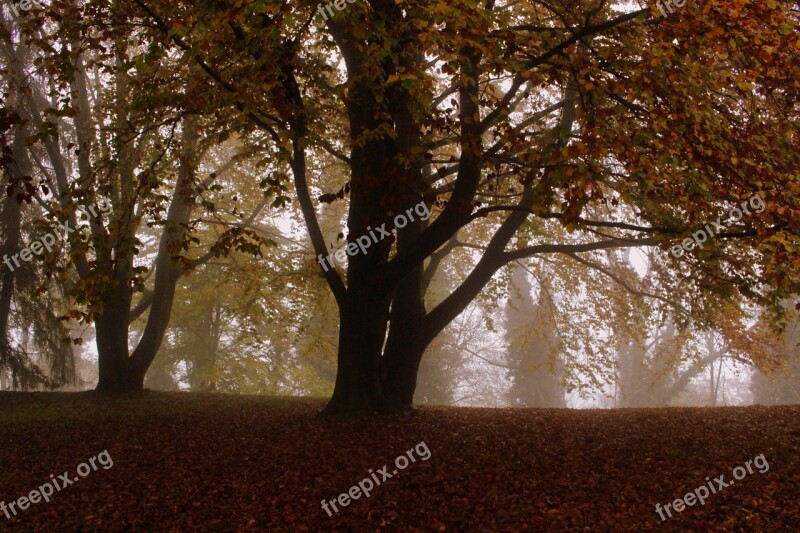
left=94, top=116, right=198, bottom=393
left=318, top=10, right=492, bottom=415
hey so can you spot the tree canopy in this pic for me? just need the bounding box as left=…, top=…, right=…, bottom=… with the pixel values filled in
left=1, top=0, right=798, bottom=412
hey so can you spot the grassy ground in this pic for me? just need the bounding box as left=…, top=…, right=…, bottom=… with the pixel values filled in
left=1, top=392, right=799, bottom=531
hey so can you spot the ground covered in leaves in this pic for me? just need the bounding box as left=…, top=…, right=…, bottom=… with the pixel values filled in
left=1, top=392, right=799, bottom=531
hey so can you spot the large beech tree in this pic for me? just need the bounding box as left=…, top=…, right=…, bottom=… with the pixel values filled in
left=17, top=0, right=800, bottom=411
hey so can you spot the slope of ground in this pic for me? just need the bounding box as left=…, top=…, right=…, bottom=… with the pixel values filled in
left=0, top=392, right=798, bottom=531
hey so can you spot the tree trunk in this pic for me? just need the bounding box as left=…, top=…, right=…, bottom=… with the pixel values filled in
left=95, top=358, right=142, bottom=392
left=94, top=116, right=197, bottom=393
left=95, top=293, right=139, bottom=392
left=0, top=105, right=49, bottom=389
left=320, top=32, right=398, bottom=413
left=320, top=10, right=509, bottom=414
left=323, top=285, right=392, bottom=414
left=381, top=234, right=426, bottom=411
left=382, top=340, right=426, bottom=411
left=0, top=137, right=23, bottom=384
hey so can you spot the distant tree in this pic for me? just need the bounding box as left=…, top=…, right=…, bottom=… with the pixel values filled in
left=0, top=82, right=74, bottom=390
left=751, top=301, right=800, bottom=405
left=504, top=264, right=565, bottom=407
left=615, top=312, right=762, bottom=407
left=145, top=240, right=332, bottom=394
left=615, top=321, right=688, bottom=407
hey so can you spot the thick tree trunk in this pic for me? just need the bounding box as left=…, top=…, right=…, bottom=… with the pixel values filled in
left=95, top=358, right=142, bottom=392
left=323, top=286, right=392, bottom=414
left=95, top=293, right=139, bottom=392
left=321, top=32, right=398, bottom=413
left=382, top=341, right=426, bottom=411
left=381, top=225, right=427, bottom=411
left=320, top=12, right=489, bottom=414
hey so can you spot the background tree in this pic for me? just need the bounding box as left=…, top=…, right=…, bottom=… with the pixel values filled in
left=504, top=263, right=565, bottom=408
left=1, top=7, right=283, bottom=392
left=0, top=38, right=75, bottom=390
left=615, top=320, right=691, bottom=408
left=751, top=300, right=800, bottom=405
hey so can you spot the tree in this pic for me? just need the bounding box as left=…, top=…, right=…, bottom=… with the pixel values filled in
left=615, top=320, right=694, bottom=408
left=2, top=9, right=278, bottom=392
left=0, top=63, right=74, bottom=390
left=504, top=263, right=565, bottom=407
left=751, top=300, right=800, bottom=405
left=146, top=239, right=333, bottom=394
left=51, top=0, right=800, bottom=410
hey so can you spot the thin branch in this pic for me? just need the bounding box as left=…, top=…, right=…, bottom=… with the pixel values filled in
left=562, top=252, right=691, bottom=317
left=463, top=346, right=513, bottom=369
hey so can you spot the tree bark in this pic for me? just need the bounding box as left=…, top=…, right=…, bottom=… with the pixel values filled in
left=94, top=284, right=137, bottom=391
left=323, top=285, right=392, bottom=414
left=0, top=123, right=24, bottom=385
left=381, top=265, right=426, bottom=411
left=321, top=22, right=398, bottom=413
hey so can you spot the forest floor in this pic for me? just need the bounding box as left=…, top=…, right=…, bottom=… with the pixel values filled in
left=0, top=392, right=798, bottom=532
